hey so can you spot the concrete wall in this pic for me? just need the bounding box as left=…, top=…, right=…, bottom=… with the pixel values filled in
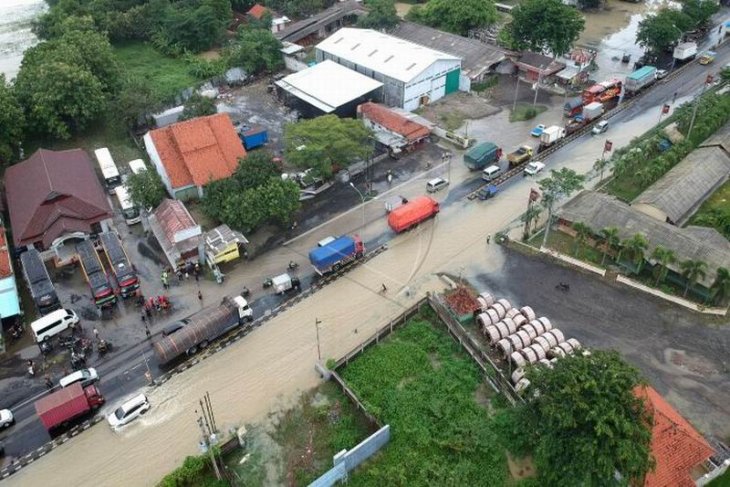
left=143, top=133, right=174, bottom=196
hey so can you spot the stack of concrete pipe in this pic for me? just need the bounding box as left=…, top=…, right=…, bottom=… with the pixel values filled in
left=475, top=292, right=495, bottom=312
left=507, top=329, right=566, bottom=368
left=548, top=338, right=582, bottom=359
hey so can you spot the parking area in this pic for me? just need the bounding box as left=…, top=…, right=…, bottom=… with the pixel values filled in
left=468, top=246, right=730, bottom=441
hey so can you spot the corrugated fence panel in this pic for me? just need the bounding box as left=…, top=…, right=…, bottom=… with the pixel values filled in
left=308, top=462, right=347, bottom=487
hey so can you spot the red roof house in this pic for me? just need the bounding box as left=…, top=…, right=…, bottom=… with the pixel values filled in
left=247, top=3, right=269, bottom=20
left=148, top=199, right=202, bottom=268
left=359, top=102, right=430, bottom=143
left=635, top=386, right=715, bottom=487
left=143, top=113, right=246, bottom=200
left=5, top=149, right=113, bottom=249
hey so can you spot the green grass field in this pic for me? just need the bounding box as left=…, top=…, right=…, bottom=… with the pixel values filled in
left=114, top=42, right=199, bottom=102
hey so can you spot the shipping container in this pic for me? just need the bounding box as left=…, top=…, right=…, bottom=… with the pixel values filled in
left=387, top=196, right=439, bottom=233
left=625, top=66, right=657, bottom=94
left=34, top=383, right=105, bottom=431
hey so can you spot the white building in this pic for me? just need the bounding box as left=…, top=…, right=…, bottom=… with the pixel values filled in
left=315, top=28, right=462, bottom=112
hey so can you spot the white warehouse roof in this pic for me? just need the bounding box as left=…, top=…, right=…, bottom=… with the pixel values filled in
left=316, top=28, right=460, bottom=84
left=275, top=60, right=383, bottom=113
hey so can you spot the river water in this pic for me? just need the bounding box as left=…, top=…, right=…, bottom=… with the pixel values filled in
left=0, top=0, right=47, bottom=80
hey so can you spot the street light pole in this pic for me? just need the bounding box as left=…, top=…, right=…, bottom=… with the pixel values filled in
left=349, top=182, right=366, bottom=228
left=315, top=318, right=322, bottom=361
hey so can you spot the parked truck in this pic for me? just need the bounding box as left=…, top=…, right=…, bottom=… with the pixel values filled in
left=271, top=273, right=301, bottom=294
left=507, top=145, right=533, bottom=166
left=153, top=295, right=253, bottom=365
left=34, top=383, right=105, bottom=431
left=76, top=240, right=116, bottom=308
left=99, top=232, right=139, bottom=298
left=625, top=66, right=657, bottom=96
left=582, top=101, right=604, bottom=121
left=309, top=235, right=365, bottom=275
left=564, top=97, right=583, bottom=118
left=673, top=42, right=697, bottom=62
left=238, top=126, right=268, bottom=150
left=387, top=196, right=440, bottom=233
left=463, top=142, right=502, bottom=170
left=539, top=126, right=566, bottom=149
left=20, top=248, right=60, bottom=315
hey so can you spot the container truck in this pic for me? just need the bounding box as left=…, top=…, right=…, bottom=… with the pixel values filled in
left=463, top=142, right=502, bottom=170
left=507, top=146, right=533, bottom=166
left=239, top=126, right=268, bottom=150
left=153, top=295, right=253, bottom=364
left=35, top=383, right=105, bottom=431
left=539, top=126, right=566, bottom=149
left=76, top=240, right=116, bottom=308
left=387, top=196, right=439, bottom=233
left=20, top=249, right=60, bottom=315
left=625, top=66, right=657, bottom=95
left=564, top=97, right=583, bottom=118
left=673, top=42, right=697, bottom=62
left=582, top=101, right=604, bottom=121
left=309, top=235, right=364, bottom=275
left=99, top=232, right=139, bottom=298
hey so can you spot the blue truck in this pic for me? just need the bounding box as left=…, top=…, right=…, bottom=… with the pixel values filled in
left=308, top=235, right=365, bottom=275
left=238, top=126, right=268, bottom=150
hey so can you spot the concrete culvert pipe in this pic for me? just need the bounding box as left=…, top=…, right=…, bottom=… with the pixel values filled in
left=549, top=347, right=566, bottom=359
left=490, top=303, right=506, bottom=319
left=511, top=351, right=526, bottom=369
left=485, top=326, right=501, bottom=344
left=486, top=309, right=500, bottom=326
left=511, top=368, right=525, bottom=384
left=538, top=358, right=553, bottom=368
left=497, top=298, right=512, bottom=311
left=502, top=317, right=517, bottom=335
left=529, top=319, right=544, bottom=335
left=521, top=347, right=538, bottom=364
left=548, top=329, right=565, bottom=344
left=515, top=378, right=531, bottom=394
left=508, top=334, right=525, bottom=352
left=497, top=338, right=513, bottom=357
left=513, top=314, right=527, bottom=328
left=542, top=333, right=559, bottom=349
left=516, top=330, right=532, bottom=348
left=476, top=313, right=490, bottom=330
left=529, top=344, right=547, bottom=361
left=523, top=324, right=538, bottom=340
left=534, top=336, right=552, bottom=353
left=506, top=308, right=520, bottom=320
left=495, top=321, right=510, bottom=340
left=479, top=292, right=495, bottom=307
left=538, top=317, right=552, bottom=330
left=520, top=306, right=536, bottom=321
left=566, top=338, right=582, bottom=350
left=476, top=296, right=489, bottom=312
left=557, top=342, right=574, bottom=355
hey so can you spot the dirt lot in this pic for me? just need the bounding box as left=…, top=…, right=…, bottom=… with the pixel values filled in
left=417, top=92, right=501, bottom=130
left=468, top=246, right=730, bottom=443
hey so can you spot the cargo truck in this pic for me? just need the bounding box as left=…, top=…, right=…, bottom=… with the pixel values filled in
left=153, top=295, right=253, bottom=365
left=387, top=196, right=439, bottom=233
left=99, top=232, right=139, bottom=298
left=35, top=383, right=105, bottom=431
left=673, top=42, right=697, bottom=62
left=582, top=101, right=604, bottom=121
left=507, top=146, right=533, bottom=167
left=539, top=126, right=566, bottom=149
left=20, top=249, right=60, bottom=315
left=77, top=240, right=116, bottom=308
left=309, top=235, right=364, bottom=275
left=625, top=66, right=657, bottom=96
left=463, top=142, right=502, bottom=170
left=564, top=97, right=583, bottom=118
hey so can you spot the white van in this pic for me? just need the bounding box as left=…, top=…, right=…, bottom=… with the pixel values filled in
left=482, top=165, right=502, bottom=181
left=31, top=309, right=79, bottom=342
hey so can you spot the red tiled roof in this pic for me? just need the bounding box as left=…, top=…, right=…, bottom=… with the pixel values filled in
left=5, top=149, right=113, bottom=248
left=635, top=386, right=714, bottom=487
left=0, top=229, right=12, bottom=278
left=247, top=4, right=268, bottom=19
left=148, top=113, right=246, bottom=190
left=358, top=102, right=430, bottom=142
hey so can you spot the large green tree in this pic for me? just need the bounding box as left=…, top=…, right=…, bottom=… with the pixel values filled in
left=495, top=351, right=653, bottom=486
left=503, top=0, right=585, bottom=57
left=158, top=0, right=232, bottom=53
left=127, top=167, right=167, bottom=211
left=180, top=94, right=217, bottom=121
left=226, top=28, right=283, bottom=75
left=0, top=75, right=25, bottom=166
left=636, top=9, right=692, bottom=54
left=710, top=267, right=730, bottom=306
left=113, top=75, right=161, bottom=131
left=681, top=0, right=719, bottom=30
left=284, top=115, right=373, bottom=179
left=538, top=168, right=585, bottom=246
left=358, top=0, right=400, bottom=30
left=406, top=0, right=497, bottom=36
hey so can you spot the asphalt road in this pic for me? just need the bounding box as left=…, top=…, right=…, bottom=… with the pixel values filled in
left=1, top=40, right=728, bottom=468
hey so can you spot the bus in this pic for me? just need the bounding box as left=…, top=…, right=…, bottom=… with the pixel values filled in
left=129, top=159, right=147, bottom=175
left=94, top=148, right=121, bottom=194
left=115, top=185, right=141, bottom=225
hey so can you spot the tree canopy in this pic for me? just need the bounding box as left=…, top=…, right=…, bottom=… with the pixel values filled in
left=503, top=0, right=585, bottom=57
left=358, top=0, right=400, bottom=30
left=636, top=9, right=691, bottom=54
left=406, top=0, right=498, bottom=36
left=283, top=115, right=373, bottom=179
left=226, top=28, right=284, bottom=75
left=681, top=0, right=719, bottom=30
left=127, top=168, right=167, bottom=211
left=495, top=350, right=653, bottom=485
left=0, top=75, right=25, bottom=166
left=180, top=94, right=218, bottom=121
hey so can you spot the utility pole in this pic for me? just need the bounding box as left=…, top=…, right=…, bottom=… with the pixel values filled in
left=512, top=75, right=521, bottom=112
left=196, top=393, right=222, bottom=481
left=315, top=318, right=322, bottom=361
left=688, top=75, right=712, bottom=140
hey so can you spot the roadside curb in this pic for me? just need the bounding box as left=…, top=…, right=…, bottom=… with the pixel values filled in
left=0, top=244, right=389, bottom=481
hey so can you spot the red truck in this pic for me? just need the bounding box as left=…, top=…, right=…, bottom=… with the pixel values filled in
left=34, top=382, right=105, bottom=431
left=387, top=196, right=440, bottom=233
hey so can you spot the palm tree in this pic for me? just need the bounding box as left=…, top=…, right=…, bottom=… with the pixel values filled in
left=521, top=205, right=542, bottom=240
left=650, top=246, right=676, bottom=286
left=599, top=227, right=620, bottom=266
left=572, top=222, right=591, bottom=257
left=680, top=259, right=708, bottom=298
left=710, top=267, right=730, bottom=306
left=621, top=234, right=649, bottom=272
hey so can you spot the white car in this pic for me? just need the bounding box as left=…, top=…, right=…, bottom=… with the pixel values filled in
left=656, top=69, right=668, bottom=80
left=0, top=409, right=14, bottom=429
left=426, top=177, right=449, bottom=193
left=524, top=161, right=546, bottom=176
left=59, top=368, right=99, bottom=388
left=107, top=394, right=150, bottom=428
left=592, top=121, right=609, bottom=135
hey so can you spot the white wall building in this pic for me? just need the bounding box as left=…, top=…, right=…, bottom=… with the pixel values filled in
left=315, top=28, right=462, bottom=112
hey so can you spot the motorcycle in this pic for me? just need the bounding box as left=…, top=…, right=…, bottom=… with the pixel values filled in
left=555, top=282, right=570, bottom=292
left=97, top=339, right=112, bottom=356
left=9, top=325, right=23, bottom=342
left=70, top=351, right=87, bottom=370
left=39, top=340, right=53, bottom=355
left=263, top=278, right=273, bottom=289
left=59, top=335, right=80, bottom=349
left=241, top=287, right=251, bottom=298
left=288, top=261, right=299, bottom=270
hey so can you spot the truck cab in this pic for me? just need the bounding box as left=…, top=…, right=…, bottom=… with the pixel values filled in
left=232, top=295, right=253, bottom=321
left=507, top=146, right=533, bottom=166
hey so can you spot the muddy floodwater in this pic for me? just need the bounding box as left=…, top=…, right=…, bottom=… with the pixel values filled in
left=0, top=0, right=46, bottom=79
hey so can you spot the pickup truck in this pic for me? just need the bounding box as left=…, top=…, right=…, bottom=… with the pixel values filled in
left=507, top=146, right=533, bottom=167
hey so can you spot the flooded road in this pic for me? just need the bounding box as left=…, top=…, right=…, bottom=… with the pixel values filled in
left=6, top=43, right=729, bottom=486
left=0, top=0, right=46, bottom=80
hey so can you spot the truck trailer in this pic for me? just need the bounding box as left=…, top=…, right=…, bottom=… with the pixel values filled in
left=76, top=240, right=116, bottom=308
left=539, top=126, right=566, bottom=149
left=673, top=42, right=698, bottom=62
left=20, top=249, right=60, bottom=315
left=625, top=66, right=657, bottom=95
left=99, top=232, right=139, bottom=298
left=34, top=383, right=105, bottom=431
left=153, top=295, right=253, bottom=365
left=387, top=196, right=439, bottom=233
left=463, top=142, right=502, bottom=170
left=309, top=235, right=365, bottom=275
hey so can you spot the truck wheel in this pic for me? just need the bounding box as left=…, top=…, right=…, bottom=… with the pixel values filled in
left=356, top=252, right=363, bottom=259
left=199, top=340, right=209, bottom=349
left=333, top=263, right=341, bottom=272
left=187, top=346, right=198, bottom=356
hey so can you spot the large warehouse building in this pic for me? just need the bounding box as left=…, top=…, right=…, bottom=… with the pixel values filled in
left=315, top=28, right=462, bottom=112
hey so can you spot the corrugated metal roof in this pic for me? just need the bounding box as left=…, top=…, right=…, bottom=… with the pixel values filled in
left=316, top=28, right=460, bottom=84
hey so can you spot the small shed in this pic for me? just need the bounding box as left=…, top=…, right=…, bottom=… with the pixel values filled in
left=152, top=106, right=185, bottom=128
left=204, top=225, right=248, bottom=266
left=148, top=199, right=203, bottom=268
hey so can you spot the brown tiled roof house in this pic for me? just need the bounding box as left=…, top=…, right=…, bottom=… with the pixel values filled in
left=5, top=149, right=112, bottom=249
left=143, top=113, right=246, bottom=200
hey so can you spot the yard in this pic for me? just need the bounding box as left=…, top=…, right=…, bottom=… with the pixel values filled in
left=688, top=179, right=730, bottom=240
left=338, top=309, right=511, bottom=486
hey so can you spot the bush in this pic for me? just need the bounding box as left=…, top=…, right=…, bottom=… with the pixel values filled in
left=157, top=454, right=227, bottom=487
